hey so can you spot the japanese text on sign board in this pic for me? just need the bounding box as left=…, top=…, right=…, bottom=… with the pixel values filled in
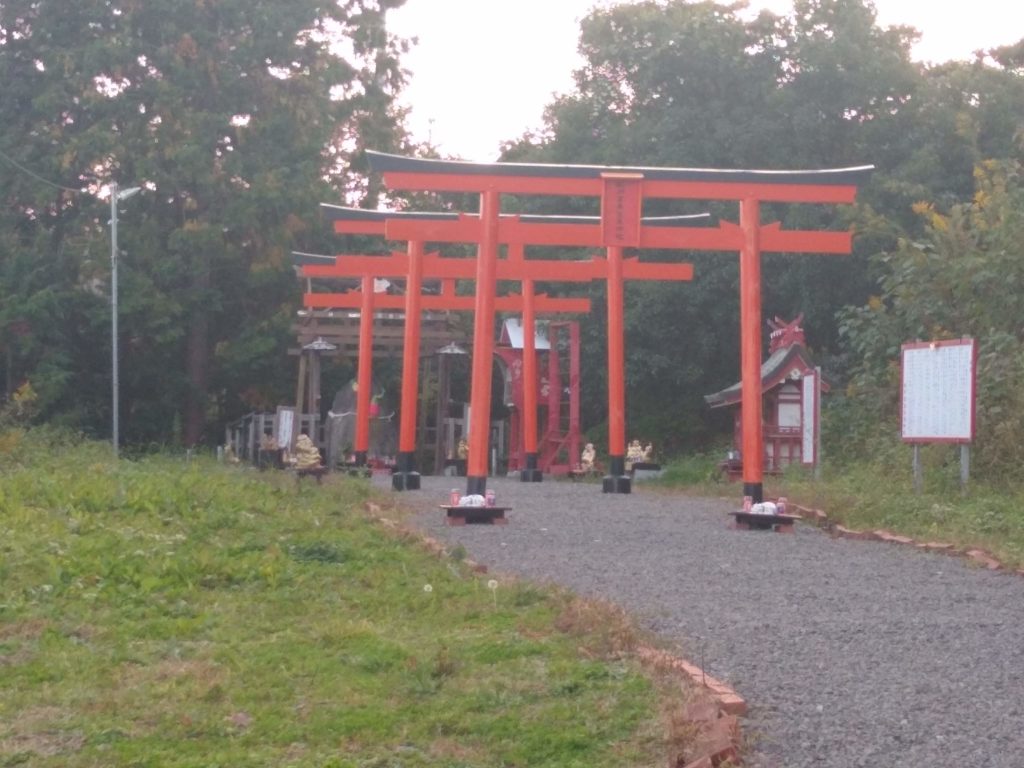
left=900, top=339, right=975, bottom=443
left=600, top=174, right=643, bottom=247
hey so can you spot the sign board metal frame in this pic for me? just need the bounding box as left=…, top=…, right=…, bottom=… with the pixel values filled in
left=900, top=338, right=976, bottom=444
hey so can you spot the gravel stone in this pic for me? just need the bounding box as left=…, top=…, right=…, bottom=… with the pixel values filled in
left=389, top=475, right=1024, bottom=768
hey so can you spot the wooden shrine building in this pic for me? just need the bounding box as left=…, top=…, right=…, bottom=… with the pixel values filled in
left=705, top=315, right=827, bottom=475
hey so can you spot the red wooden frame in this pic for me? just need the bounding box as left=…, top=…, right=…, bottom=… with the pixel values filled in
left=342, top=153, right=871, bottom=500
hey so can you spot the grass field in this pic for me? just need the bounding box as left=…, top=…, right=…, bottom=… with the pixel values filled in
left=0, top=432, right=691, bottom=767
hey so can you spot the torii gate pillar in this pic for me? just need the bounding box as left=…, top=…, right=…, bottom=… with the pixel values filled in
left=739, top=198, right=765, bottom=502
left=465, top=189, right=501, bottom=496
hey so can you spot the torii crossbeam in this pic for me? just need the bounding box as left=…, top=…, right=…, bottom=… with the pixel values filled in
left=362, top=151, right=872, bottom=502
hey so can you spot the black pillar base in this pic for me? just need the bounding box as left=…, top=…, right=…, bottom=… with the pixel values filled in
left=466, top=475, right=487, bottom=496
left=602, top=474, right=632, bottom=494
left=392, top=472, right=421, bottom=491
left=520, top=453, right=543, bottom=482
left=743, top=482, right=763, bottom=504
left=391, top=451, right=420, bottom=491
left=602, top=455, right=631, bottom=494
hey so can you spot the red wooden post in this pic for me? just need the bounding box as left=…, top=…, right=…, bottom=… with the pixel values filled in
left=521, top=276, right=542, bottom=482
left=568, top=321, right=582, bottom=473
left=466, top=189, right=501, bottom=496
left=354, top=275, right=374, bottom=465
left=604, top=244, right=630, bottom=492
left=739, top=197, right=764, bottom=502
left=394, top=239, right=425, bottom=490
left=601, top=173, right=642, bottom=493
left=547, top=315, right=561, bottom=460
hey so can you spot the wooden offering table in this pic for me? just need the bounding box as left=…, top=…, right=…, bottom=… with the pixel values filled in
left=441, top=505, right=510, bottom=526
left=295, top=466, right=329, bottom=485
left=729, top=510, right=801, bottom=533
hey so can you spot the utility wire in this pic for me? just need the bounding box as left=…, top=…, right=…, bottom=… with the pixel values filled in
left=0, top=146, right=83, bottom=194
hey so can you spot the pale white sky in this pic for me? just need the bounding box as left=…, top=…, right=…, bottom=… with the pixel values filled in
left=388, top=0, right=1024, bottom=162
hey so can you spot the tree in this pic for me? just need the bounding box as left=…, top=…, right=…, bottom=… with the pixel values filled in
left=838, top=160, right=1024, bottom=477
left=0, top=0, right=410, bottom=444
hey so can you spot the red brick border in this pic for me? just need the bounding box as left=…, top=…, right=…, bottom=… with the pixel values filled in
left=637, top=646, right=746, bottom=767
left=791, top=502, right=1024, bottom=577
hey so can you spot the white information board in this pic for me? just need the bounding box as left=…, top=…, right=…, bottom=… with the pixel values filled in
left=801, top=370, right=818, bottom=465
left=900, top=339, right=975, bottom=443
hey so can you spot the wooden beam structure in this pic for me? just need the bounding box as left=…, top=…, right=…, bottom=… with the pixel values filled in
left=319, top=205, right=701, bottom=490
left=300, top=230, right=592, bottom=489
left=358, top=152, right=871, bottom=501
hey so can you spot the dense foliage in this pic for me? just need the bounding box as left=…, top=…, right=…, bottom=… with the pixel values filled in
left=0, top=0, right=410, bottom=445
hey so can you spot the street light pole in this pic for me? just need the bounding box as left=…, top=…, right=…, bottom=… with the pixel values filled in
left=110, top=183, right=140, bottom=459
left=111, top=182, right=120, bottom=459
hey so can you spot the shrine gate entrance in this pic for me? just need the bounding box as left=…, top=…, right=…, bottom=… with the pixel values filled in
left=359, top=151, right=871, bottom=503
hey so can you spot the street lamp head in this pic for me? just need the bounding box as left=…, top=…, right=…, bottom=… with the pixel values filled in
left=117, top=186, right=142, bottom=201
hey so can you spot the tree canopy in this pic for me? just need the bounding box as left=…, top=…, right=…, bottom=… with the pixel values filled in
left=1, top=0, right=409, bottom=444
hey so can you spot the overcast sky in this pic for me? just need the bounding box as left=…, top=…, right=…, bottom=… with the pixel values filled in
left=387, top=0, right=1024, bottom=161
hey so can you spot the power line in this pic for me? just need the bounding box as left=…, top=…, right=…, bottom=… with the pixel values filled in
left=0, top=146, right=82, bottom=194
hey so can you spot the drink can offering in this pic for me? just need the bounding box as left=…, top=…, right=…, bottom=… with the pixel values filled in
left=742, top=495, right=753, bottom=511
left=777, top=497, right=787, bottom=515
left=449, top=489, right=460, bottom=505
left=485, top=490, right=496, bottom=507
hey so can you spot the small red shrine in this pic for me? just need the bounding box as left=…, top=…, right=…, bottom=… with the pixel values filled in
left=705, top=315, right=827, bottom=474
left=494, top=318, right=581, bottom=476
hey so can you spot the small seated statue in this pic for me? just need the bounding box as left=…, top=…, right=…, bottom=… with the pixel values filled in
left=294, top=433, right=323, bottom=470
left=580, top=442, right=596, bottom=472
left=626, top=439, right=645, bottom=469
left=457, top=438, right=468, bottom=460
left=643, top=442, right=654, bottom=463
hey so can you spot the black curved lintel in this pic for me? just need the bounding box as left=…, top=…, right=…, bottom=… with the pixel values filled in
left=367, top=150, right=875, bottom=187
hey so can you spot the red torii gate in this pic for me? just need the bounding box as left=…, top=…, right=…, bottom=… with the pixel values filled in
left=305, top=210, right=593, bottom=489
left=364, top=151, right=872, bottom=502
left=318, top=206, right=704, bottom=487
left=320, top=204, right=699, bottom=494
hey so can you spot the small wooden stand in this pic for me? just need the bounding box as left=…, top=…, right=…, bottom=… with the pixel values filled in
left=295, top=466, right=329, bottom=485
left=440, top=505, right=510, bottom=526
left=729, top=511, right=800, bottom=533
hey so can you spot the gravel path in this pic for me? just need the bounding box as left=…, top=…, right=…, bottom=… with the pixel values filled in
left=385, top=474, right=1024, bottom=768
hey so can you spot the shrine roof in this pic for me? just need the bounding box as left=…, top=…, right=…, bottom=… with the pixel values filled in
left=320, top=203, right=711, bottom=226
left=499, top=318, right=551, bottom=350
left=366, top=151, right=874, bottom=187
left=704, top=343, right=829, bottom=408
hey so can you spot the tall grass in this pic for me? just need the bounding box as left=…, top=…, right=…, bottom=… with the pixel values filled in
left=0, top=430, right=687, bottom=767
